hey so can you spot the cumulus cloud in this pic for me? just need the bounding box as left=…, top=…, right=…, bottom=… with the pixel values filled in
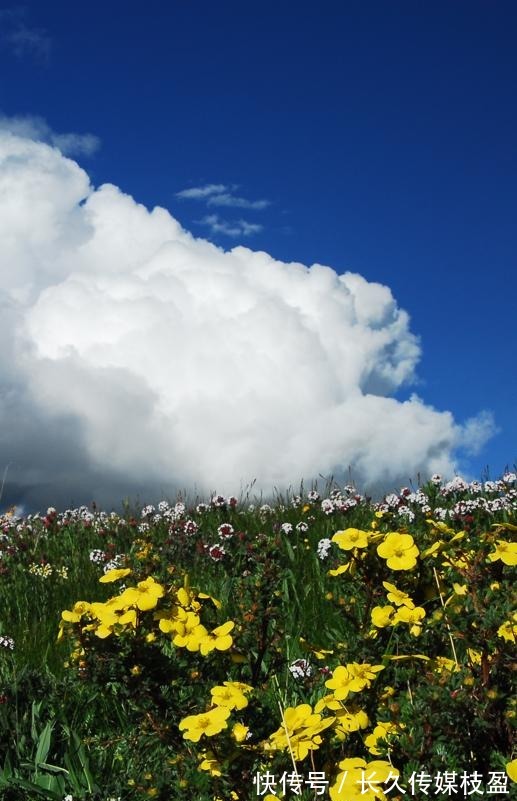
left=0, top=129, right=495, bottom=511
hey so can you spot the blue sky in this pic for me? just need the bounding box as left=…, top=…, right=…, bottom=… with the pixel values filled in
left=0, top=1, right=515, bottom=508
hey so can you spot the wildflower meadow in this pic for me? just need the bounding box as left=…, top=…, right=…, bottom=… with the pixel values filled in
left=0, top=474, right=515, bottom=800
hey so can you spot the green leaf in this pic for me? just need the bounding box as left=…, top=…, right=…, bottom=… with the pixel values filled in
left=35, top=720, right=54, bottom=767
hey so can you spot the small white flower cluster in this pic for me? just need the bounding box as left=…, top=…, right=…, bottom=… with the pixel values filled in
left=103, top=554, right=125, bottom=574
left=171, top=502, right=186, bottom=520
left=289, top=658, right=312, bottom=679
left=89, top=549, right=106, bottom=564
left=316, top=538, right=332, bottom=560
left=320, top=491, right=362, bottom=515
left=397, top=506, right=415, bottom=522
left=0, top=636, right=14, bottom=650
left=28, top=563, right=68, bottom=579
left=321, top=498, right=335, bottom=515
left=280, top=522, right=293, bottom=535
left=296, top=521, right=309, bottom=533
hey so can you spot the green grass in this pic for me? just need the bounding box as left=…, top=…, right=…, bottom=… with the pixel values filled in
left=0, top=477, right=515, bottom=800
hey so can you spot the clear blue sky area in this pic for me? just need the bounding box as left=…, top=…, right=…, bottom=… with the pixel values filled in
left=1, top=0, right=516, bottom=482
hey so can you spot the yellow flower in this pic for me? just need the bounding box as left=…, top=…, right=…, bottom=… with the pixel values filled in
left=420, top=540, right=445, bottom=558
left=497, top=619, right=516, bottom=643
left=364, top=721, right=404, bottom=755
left=467, top=649, right=482, bottom=665
left=265, top=704, right=334, bottom=761
left=425, top=519, right=456, bottom=536
left=179, top=706, right=230, bottom=741
left=332, top=707, right=369, bottom=739
left=382, top=581, right=415, bottom=608
left=332, top=528, right=369, bottom=550
left=328, top=563, right=351, bottom=577
left=377, top=532, right=419, bottom=570
left=198, top=620, right=235, bottom=655
left=123, top=577, right=165, bottom=611
left=432, top=656, right=460, bottom=674
left=488, top=540, right=517, bottom=566
left=371, top=605, right=395, bottom=628
left=99, top=568, right=132, bottom=583
left=198, top=591, right=222, bottom=609
left=232, top=722, right=250, bottom=742
left=330, top=758, right=396, bottom=800
left=506, top=759, right=517, bottom=783
left=61, top=601, right=92, bottom=623
left=325, top=663, right=383, bottom=700
left=393, top=604, right=426, bottom=635
left=210, top=684, right=249, bottom=710
left=198, top=750, right=222, bottom=776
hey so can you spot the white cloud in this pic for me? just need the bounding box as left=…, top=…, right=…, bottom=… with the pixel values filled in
left=0, top=128, right=496, bottom=510
left=0, top=114, right=100, bottom=156
left=176, top=184, right=269, bottom=237
left=206, top=193, right=270, bottom=210
left=199, top=214, right=263, bottom=237
left=0, top=8, right=51, bottom=61
left=176, top=184, right=228, bottom=199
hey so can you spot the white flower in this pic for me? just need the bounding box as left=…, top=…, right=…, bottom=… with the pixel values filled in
left=385, top=493, right=400, bottom=509
left=397, top=506, right=415, bottom=522
left=174, top=502, right=186, bottom=518
left=184, top=519, right=198, bottom=536
left=208, top=543, right=226, bottom=561
left=321, top=499, right=335, bottom=515
left=217, top=523, right=234, bottom=539
left=289, top=658, right=312, bottom=679
left=317, top=538, right=332, bottom=560
left=280, top=522, right=293, bottom=535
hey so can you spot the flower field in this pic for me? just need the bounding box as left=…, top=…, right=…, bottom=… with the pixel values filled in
left=0, top=474, right=516, bottom=800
